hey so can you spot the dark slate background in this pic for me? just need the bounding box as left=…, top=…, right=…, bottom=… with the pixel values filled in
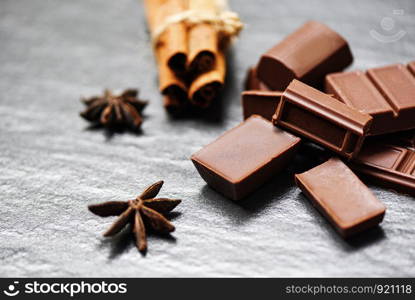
left=0, top=0, right=414, bottom=277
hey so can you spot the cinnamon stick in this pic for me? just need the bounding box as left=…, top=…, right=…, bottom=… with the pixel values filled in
left=162, top=88, right=188, bottom=114
left=145, top=0, right=189, bottom=112
left=188, top=51, right=225, bottom=107
left=157, top=51, right=188, bottom=113
left=187, top=0, right=219, bottom=74
left=144, top=0, right=188, bottom=73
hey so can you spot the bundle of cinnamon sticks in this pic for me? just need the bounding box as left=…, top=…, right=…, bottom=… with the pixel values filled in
left=144, top=0, right=243, bottom=114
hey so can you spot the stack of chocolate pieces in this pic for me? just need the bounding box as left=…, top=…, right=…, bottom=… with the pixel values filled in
left=192, top=20, right=415, bottom=239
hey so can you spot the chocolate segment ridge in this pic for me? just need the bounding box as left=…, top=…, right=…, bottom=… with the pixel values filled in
left=326, top=71, right=393, bottom=135
left=191, top=115, right=301, bottom=201
left=367, top=64, right=415, bottom=126
left=257, top=21, right=353, bottom=91
left=350, top=142, right=415, bottom=196
left=273, top=79, right=372, bottom=159
left=295, top=157, right=386, bottom=238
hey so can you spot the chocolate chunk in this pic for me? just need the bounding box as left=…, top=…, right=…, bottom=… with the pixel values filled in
left=191, top=115, right=301, bottom=201
left=257, top=21, right=353, bottom=91
left=295, top=157, right=386, bottom=238
left=242, top=90, right=282, bottom=120
left=244, top=67, right=272, bottom=91
left=367, top=64, right=415, bottom=127
left=350, top=142, right=415, bottom=196
left=326, top=63, right=415, bottom=135
left=273, top=80, right=372, bottom=159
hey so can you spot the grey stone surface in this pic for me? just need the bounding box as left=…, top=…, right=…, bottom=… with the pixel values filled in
left=0, top=0, right=414, bottom=277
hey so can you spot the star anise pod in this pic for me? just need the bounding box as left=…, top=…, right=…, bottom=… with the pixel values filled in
left=88, top=181, right=181, bottom=253
left=80, top=89, right=148, bottom=131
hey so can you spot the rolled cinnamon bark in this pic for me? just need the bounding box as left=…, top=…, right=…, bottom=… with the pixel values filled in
left=144, top=0, right=188, bottom=73
left=188, top=51, right=225, bottom=107
left=163, top=93, right=188, bottom=115
left=187, top=0, right=219, bottom=74
left=157, top=49, right=188, bottom=113
left=145, top=0, right=189, bottom=113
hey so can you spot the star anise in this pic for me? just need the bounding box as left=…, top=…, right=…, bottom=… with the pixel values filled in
left=80, top=89, right=148, bottom=131
left=88, top=181, right=181, bottom=253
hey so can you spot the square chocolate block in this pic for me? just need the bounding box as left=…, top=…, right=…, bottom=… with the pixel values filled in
left=191, top=115, right=301, bottom=200
left=257, top=21, right=353, bottom=90
left=295, top=157, right=386, bottom=237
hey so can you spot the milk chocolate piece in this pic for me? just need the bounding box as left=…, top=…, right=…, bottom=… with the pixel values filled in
left=244, top=67, right=272, bottom=91
left=257, top=21, right=353, bottom=91
left=367, top=64, right=415, bottom=127
left=326, top=63, right=415, bottom=135
left=273, top=80, right=372, bottom=159
left=350, top=143, right=415, bottom=196
left=295, top=158, right=386, bottom=238
left=242, top=90, right=282, bottom=120
left=191, top=115, right=301, bottom=201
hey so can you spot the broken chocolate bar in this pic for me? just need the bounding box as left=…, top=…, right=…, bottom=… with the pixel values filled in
left=273, top=80, right=372, bottom=159
left=242, top=90, right=282, bottom=120
left=295, top=157, right=386, bottom=238
left=257, top=21, right=353, bottom=91
left=191, top=115, right=301, bottom=201
left=326, top=63, right=415, bottom=135
left=350, top=142, right=415, bottom=196
left=244, top=67, right=272, bottom=91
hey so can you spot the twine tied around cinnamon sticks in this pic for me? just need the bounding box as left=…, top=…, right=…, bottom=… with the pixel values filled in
left=144, top=0, right=244, bottom=114
left=151, top=3, right=243, bottom=50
